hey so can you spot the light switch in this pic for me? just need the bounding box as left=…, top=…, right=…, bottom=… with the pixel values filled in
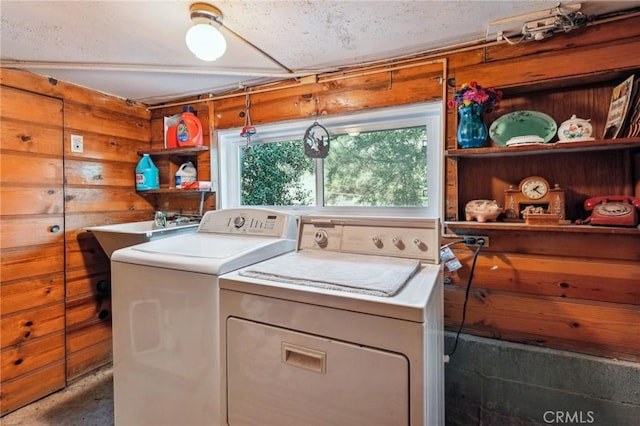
left=71, top=134, right=83, bottom=153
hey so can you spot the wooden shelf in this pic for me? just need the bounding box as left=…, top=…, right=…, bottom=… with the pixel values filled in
left=446, top=138, right=640, bottom=158
left=137, top=188, right=214, bottom=195
left=445, top=221, right=639, bottom=235
left=137, top=146, right=209, bottom=156
left=135, top=146, right=212, bottom=200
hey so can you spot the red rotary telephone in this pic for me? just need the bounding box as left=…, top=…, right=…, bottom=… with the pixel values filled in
left=578, top=196, right=640, bottom=227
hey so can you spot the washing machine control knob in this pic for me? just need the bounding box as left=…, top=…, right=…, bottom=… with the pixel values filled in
left=233, top=216, right=245, bottom=228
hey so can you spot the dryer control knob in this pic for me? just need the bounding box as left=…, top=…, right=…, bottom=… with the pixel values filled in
left=413, top=238, right=427, bottom=251
left=392, top=236, right=405, bottom=249
left=314, top=229, right=328, bottom=245
left=233, top=216, right=245, bottom=228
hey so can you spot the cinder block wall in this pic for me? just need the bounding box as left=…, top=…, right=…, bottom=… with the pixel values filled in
left=444, top=333, right=640, bottom=425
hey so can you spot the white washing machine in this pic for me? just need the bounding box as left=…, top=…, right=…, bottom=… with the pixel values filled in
left=219, top=215, right=444, bottom=426
left=110, top=208, right=297, bottom=426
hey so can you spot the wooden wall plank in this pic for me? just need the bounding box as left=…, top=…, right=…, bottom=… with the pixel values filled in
left=445, top=252, right=640, bottom=305
left=0, top=68, right=149, bottom=119
left=1, top=274, right=65, bottom=316
left=0, top=361, right=65, bottom=415
left=445, top=226, right=640, bottom=262
left=66, top=321, right=112, bottom=354
left=0, top=245, right=64, bottom=282
left=1, top=304, right=65, bottom=349
left=0, top=86, right=62, bottom=125
left=0, top=332, right=65, bottom=383
left=66, top=298, right=111, bottom=331
left=66, top=339, right=112, bottom=381
left=0, top=187, right=63, bottom=215
left=65, top=159, right=137, bottom=187
left=64, top=102, right=150, bottom=141
left=63, top=187, right=153, bottom=213
left=66, top=270, right=110, bottom=301
left=66, top=236, right=110, bottom=271
left=63, top=130, right=150, bottom=163
left=0, top=153, right=64, bottom=185
left=65, top=211, right=153, bottom=230
left=1, top=119, right=63, bottom=156
left=212, top=69, right=444, bottom=130
left=453, top=39, right=640, bottom=90
left=444, top=286, right=640, bottom=358
left=0, top=215, right=64, bottom=249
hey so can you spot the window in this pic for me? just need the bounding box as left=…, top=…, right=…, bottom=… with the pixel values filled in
left=217, top=102, right=442, bottom=217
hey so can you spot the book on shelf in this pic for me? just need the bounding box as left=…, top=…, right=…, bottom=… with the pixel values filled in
left=602, top=74, right=634, bottom=139
left=623, top=77, right=640, bottom=138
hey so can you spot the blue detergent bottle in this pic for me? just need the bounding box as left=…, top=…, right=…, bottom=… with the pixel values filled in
left=135, top=154, right=160, bottom=191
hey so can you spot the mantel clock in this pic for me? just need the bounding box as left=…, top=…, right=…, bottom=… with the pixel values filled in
left=504, top=176, right=566, bottom=221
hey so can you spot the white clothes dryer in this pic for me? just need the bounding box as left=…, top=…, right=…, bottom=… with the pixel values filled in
left=110, top=208, right=297, bottom=426
left=219, top=215, right=444, bottom=426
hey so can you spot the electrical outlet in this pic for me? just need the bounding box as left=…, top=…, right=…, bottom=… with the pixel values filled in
left=463, top=235, right=489, bottom=247
left=71, top=134, right=83, bottom=153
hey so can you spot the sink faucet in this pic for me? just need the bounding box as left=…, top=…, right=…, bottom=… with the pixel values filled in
left=174, top=214, right=202, bottom=225
left=154, top=211, right=167, bottom=228
left=174, top=216, right=190, bottom=225
left=154, top=211, right=201, bottom=228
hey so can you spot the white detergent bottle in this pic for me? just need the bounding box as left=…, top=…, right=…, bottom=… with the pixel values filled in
left=175, top=161, right=197, bottom=188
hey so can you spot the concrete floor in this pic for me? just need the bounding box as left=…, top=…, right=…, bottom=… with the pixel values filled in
left=1, top=365, right=114, bottom=426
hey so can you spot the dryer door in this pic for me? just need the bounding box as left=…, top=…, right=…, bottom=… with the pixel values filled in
left=226, top=318, right=409, bottom=425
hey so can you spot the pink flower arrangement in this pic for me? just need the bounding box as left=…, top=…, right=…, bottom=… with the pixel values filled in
left=447, top=81, right=503, bottom=113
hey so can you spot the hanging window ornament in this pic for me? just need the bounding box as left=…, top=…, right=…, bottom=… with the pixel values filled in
left=303, top=97, right=330, bottom=158
left=303, top=121, right=330, bottom=158
left=240, top=93, right=256, bottom=153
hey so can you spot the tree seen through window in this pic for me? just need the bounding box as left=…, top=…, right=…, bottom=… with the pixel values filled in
left=240, top=125, right=428, bottom=207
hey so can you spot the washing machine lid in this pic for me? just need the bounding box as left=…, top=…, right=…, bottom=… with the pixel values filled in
left=132, top=233, right=272, bottom=257
left=111, top=233, right=296, bottom=275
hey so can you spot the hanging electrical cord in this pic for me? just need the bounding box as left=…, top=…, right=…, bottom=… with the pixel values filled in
left=440, top=238, right=465, bottom=249
left=446, top=239, right=485, bottom=358
left=501, top=31, right=527, bottom=45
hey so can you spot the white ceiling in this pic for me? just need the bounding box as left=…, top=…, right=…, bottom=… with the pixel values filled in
left=2, top=0, right=639, bottom=105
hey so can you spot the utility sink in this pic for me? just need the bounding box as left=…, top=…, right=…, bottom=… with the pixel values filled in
left=86, top=220, right=199, bottom=259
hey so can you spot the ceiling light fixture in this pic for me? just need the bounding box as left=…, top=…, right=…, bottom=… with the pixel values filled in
left=186, top=2, right=227, bottom=61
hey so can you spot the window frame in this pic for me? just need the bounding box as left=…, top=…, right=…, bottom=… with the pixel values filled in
left=216, top=101, right=443, bottom=218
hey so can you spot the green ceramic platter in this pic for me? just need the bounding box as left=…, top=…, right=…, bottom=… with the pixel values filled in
left=489, top=110, right=557, bottom=146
